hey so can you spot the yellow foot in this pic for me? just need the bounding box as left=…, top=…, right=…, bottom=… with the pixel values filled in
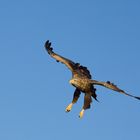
left=65, top=103, right=73, bottom=112
left=79, top=109, right=84, bottom=118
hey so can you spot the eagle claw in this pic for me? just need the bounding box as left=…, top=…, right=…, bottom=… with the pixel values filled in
left=79, top=109, right=84, bottom=118
left=65, top=103, right=73, bottom=112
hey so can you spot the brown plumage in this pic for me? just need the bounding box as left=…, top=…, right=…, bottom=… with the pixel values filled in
left=44, top=40, right=140, bottom=118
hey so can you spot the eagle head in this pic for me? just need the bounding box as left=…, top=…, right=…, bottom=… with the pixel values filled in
left=69, top=79, right=79, bottom=87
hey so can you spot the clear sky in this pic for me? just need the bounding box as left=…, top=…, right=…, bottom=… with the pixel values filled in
left=0, top=0, right=140, bottom=140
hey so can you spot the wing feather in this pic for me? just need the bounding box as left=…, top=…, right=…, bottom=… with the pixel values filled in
left=45, top=40, right=75, bottom=72
left=73, top=63, right=92, bottom=79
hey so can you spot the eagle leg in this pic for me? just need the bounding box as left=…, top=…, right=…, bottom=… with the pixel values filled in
left=65, top=88, right=81, bottom=112
left=79, top=93, right=92, bottom=118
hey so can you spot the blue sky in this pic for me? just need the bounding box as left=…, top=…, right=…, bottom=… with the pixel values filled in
left=0, top=0, right=140, bottom=140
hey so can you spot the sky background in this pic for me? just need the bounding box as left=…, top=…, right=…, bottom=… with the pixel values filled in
left=0, top=0, right=140, bottom=140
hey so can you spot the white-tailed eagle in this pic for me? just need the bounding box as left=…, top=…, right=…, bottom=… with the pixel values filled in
left=45, top=40, right=140, bottom=118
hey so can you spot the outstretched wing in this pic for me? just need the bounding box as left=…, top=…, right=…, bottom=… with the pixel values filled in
left=91, top=80, right=140, bottom=100
left=45, top=40, right=75, bottom=72
left=45, top=40, right=92, bottom=79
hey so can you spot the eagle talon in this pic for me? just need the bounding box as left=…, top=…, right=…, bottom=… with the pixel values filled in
left=79, top=109, right=84, bottom=118
left=65, top=103, right=73, bottom=112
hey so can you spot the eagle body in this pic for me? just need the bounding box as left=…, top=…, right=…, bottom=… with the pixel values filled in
left=44, top=40, right=140, bottom=118
left=69, top=78, right=92, bottom=93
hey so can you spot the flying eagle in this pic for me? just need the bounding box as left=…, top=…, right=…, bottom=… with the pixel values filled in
left=45, top=40, right=140, bottom=118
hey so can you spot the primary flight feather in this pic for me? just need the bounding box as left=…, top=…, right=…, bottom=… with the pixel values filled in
left=44, top=40, right=140, bottom=118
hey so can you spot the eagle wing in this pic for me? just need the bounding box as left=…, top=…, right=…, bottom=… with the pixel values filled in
left=45, top=40, right=76, bottom=72
left=91, top=80, right=140, bottom=100
left=73, top=63, right=92, bottom=79
left=45, top=40, right=92, bottom=79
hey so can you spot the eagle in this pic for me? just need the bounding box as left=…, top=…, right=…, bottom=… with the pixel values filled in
left=44, top=40, right=140, bottom=118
